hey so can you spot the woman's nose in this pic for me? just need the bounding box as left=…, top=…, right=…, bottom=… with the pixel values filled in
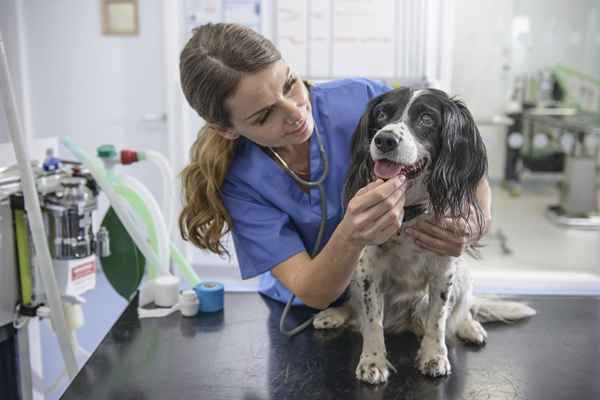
left=282, top=98, right=303, bottom=124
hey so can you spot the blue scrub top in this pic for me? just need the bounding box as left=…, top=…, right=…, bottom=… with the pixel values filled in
left=221, top=78, right=391, bottom=306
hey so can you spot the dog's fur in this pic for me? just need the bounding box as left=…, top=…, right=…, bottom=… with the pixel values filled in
left=313, top=88, right=536, bottom=384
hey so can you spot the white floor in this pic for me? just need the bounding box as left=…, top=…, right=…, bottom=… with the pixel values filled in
left=468, top=179, right=600, bottom=296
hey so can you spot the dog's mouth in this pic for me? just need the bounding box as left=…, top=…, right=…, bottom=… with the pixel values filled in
left=374, top=157, right=428, bottom=180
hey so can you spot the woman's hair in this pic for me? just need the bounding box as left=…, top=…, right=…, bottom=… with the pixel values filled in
left=178, top=23, right=281, bottom=256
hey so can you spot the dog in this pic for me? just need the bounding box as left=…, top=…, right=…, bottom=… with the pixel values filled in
left=312, top=87, right=536, bottom=384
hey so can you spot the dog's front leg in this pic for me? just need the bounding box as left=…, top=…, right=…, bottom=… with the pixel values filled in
left=416, top=259, right=456, bottom=377
left=352, top=248, right=394, bottom=384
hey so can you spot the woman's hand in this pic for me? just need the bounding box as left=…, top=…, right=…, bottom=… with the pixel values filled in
left=340, top=175, right=407, bottom=247
left=407, top=177, right=493, bottom=257
left=406, top=212, right=491, bottom=257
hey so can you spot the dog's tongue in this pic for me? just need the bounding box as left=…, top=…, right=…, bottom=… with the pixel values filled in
left=374, top=160, right=404, bottom=180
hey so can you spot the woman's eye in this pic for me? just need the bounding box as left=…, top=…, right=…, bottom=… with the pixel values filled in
left=284, top=76, right=297, bottom=94
left=420, top=113, right=434, bottom=127
left=376, top=110, right=387, bottom=123
left=255, top=109, right=272, bottom=125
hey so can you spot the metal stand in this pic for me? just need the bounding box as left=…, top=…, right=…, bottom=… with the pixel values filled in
left=546, top=205, right=600, bottom=229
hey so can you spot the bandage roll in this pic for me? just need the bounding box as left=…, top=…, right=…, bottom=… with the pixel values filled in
left=153, top=275, right=180, bottom=307
left=193, top=281, right=224, bottom=312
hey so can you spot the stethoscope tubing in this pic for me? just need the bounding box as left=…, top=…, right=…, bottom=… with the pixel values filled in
left=270, top=121, right=329, bottom=337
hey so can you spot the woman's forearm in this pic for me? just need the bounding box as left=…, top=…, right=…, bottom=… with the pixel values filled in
left=274, top=225, right=364, bottom=310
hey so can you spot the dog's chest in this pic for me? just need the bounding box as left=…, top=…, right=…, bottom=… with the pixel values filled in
left=363, top=229, right=437, bottom=292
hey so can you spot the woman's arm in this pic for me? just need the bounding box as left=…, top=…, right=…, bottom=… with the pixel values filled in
left=273, top=175, right=407, bottom=309
left=406, top=177, right=492, bottom=257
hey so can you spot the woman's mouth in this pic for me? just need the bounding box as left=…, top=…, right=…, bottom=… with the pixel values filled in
left=287, top=118, right=307, bottom=136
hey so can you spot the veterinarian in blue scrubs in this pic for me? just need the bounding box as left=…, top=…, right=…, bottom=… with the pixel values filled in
left=178, top=23, right=492, bottom=309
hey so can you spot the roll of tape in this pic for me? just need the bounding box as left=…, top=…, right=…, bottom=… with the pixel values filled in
left=193, top=281, right=224, bottom=313
left=154, top=275, right=180, bottom=307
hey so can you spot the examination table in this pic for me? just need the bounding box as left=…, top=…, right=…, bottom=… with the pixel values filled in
left=61, top=292, right=600, bottom=400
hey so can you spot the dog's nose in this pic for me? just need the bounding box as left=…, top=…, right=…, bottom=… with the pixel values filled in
left=374, top=131, right=401, bottom=153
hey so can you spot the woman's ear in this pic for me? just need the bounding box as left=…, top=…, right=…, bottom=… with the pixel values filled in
left=210, top=123, right=240, bottom=140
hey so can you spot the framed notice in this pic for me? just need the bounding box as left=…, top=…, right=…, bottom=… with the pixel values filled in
left=101, top=0, right=139, bottom=36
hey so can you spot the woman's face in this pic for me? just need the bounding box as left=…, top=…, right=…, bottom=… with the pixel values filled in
left=221, top=60, right=314, bottom=149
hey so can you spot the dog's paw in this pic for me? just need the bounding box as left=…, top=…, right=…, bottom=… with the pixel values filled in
left=457, top=319, right=487, bottom=345
left=416, top=342, right=451, bottom=377
left=355, top=353, right=395, bottom=384
left=313, top=308, right=348, bottom=330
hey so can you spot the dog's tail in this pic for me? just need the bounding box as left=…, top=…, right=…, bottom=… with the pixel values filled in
left=472, top=297, right=536, bottom=323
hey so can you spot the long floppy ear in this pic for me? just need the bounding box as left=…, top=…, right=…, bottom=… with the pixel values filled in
left=342, top=94, right=386, bottom=208
left=427, top=97, right=488, bottom=232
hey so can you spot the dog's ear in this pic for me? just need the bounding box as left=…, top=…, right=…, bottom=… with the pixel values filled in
left=428, top=97, right=488, bottom=230
left=342, top=94, right=386, bottom=208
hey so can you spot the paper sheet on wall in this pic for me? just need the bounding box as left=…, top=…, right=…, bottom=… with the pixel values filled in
left=184, top=0, right=261, bottom=34
left=273, top=0, right=432, bottom=81
left=275, top=0, right=308, bottom=75
left=333, top=0, right=395, bottom=78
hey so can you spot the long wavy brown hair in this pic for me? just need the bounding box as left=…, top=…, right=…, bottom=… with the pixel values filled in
left=178, top=23, right=281, bottom=256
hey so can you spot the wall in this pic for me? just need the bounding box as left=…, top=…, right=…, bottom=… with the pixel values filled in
left=512, top=0, right=600, bottom=80
left=450, top=0, right=515, bottom=181
left=0, top=0, right=26, bottom=144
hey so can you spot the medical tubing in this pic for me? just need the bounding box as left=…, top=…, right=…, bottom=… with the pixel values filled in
left=0, top=33, right=79, bottom=378
left=116, top=177, right=201, bottom=285
left=45, top=332, right=91, bottom=395
left=171, top=243, right=201, bottom=287
left=62, top=138, right=165, bottom=275
left=112, top=183, right=161, bottom=279
left=277, top=124, right=330, bottom=337
left=62, top=138, right=202, bottom=286
left=117, top=174, right=170, bottom=277
left=140, top=150, right=175, bottom=235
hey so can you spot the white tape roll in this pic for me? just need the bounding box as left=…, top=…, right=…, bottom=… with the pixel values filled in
left=153, top=275, right=180, bottom=307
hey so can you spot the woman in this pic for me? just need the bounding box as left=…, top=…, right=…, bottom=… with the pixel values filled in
left=178, top=23, right=491, bottom=310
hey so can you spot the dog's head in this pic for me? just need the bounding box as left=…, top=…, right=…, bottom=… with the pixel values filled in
left=344, top=87, right=488, bottom=231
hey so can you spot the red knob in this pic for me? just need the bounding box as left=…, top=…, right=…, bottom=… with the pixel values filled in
left=120, top=150, right=138, bottom=165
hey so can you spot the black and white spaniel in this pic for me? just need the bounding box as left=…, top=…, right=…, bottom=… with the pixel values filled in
left=313, top=88, right=535, bottom=384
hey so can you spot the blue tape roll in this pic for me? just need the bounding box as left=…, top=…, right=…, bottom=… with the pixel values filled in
left=193, top=281, right=224, bottom=312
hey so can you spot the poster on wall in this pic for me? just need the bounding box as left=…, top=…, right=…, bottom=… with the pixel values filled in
left=184, top=0, right=261, bottom=35
left=275, top=0, right=308, bottom=76
left=273, top=0, right=440, bottom=83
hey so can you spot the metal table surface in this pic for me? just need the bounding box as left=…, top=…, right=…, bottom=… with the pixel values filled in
left=62, top=293, right=600, bottom=400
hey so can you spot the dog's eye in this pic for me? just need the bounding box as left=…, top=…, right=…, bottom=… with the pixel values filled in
left=420, top=114, right=434, bottom=127
left=376, top=110, right=387, bottom=123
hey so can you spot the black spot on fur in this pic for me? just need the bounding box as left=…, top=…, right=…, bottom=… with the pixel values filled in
left=440, top=291, right=448, bottom=302
left=363, top=278, right=371, bottom=292
left=369, top=318, right=373, bottom=323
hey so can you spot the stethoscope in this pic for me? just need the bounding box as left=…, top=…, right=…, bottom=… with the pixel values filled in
left=268, top=117, right=330, bottom=337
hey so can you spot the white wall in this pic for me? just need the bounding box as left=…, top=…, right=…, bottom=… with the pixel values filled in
left=23, top=1, right=166, bottom=152
left=0, top=0, right=26, bottom=145
left=512, top=0, right=600, bottom=80
left=450, top=0, right=515, bottom=181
